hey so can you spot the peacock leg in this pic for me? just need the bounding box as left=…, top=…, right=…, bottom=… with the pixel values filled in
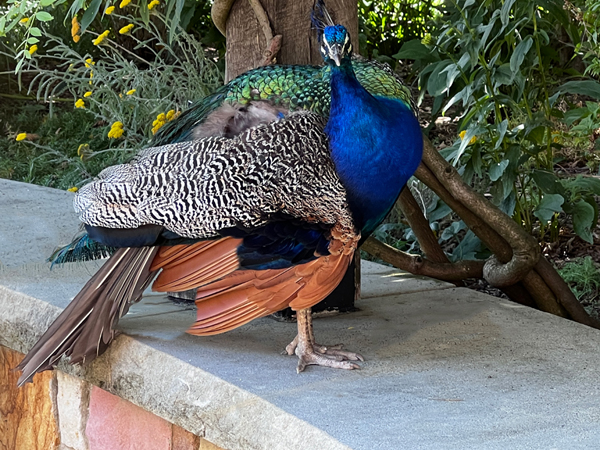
left=285, top=308, right=363, bottom=373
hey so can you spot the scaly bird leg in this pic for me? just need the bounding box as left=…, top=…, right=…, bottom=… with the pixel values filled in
left=285, top=308, right=363, bottom=373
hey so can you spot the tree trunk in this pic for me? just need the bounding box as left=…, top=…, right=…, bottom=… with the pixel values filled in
left=224, top=0, right=357, bottom=81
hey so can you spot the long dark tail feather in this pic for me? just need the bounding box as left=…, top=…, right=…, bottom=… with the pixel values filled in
left=17, top=246, right=159, bottom=387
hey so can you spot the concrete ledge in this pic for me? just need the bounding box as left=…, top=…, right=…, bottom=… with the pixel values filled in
left=2, top=178, right=600, bottom=449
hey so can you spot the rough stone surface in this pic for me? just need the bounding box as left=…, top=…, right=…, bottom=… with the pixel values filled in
left=57, top=371, right=90, bottom=450
left=0, top=179, right=79, bottom=268
left=4, top=179, right=600, bottom=450
left=0, top=345, right=60, bottom=450
left=86, top=386, right=172, bottom=450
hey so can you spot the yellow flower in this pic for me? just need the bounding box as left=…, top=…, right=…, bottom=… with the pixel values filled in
left=148, top=0, right=159, bottom=10
left=84, top=58, right=96, bottom=68
left=166, top=109, right=175, bottom=120
left=120, top=0, right=132, bottom=7
left=126, top=89, right=136, bottom=95
left=84, top=91, right=92, bottom=97
left=108, top=126, right=124, bottom=139
left=67, top=187, right=79, bottom=192
left=92, top=30, right=110, bottom=46
left=29, top=44, right=38, bottom=55
left=459, top=130, right=477, bottom=145
left=77, top=143, right=89, bottom=155
left=71, top=16, right=81, bottom=42
left=119, top=24, right=134, bottom=34
left=105, top=5, right=115, bottom=14
left=15, top=133, right=27, bottom=141
left=108, top=122, right=124, bottom=138
left=151, top=113, right=167, bottom=134
left=19, top=17, right=29, bottom=24
left=75, top=99, right=85, bottom=108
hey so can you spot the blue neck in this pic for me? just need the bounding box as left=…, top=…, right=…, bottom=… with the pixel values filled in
left=325, top=61, right=423, bottom=236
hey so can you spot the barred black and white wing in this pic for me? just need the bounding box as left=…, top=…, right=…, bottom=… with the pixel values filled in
left=75, top=111, right=354, bottom=242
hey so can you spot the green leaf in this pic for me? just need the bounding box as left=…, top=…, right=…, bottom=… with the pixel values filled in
left=489, top=160, right=509, bottom=182
left=534, top=194, right=564, bottom=223
left=80, top=0, right=102, bottom=33
left=510, top=36, right=533, bottom=74
left=168, top=0, right=185, bottom=44
left=500, top=0, right=516, bottom=26
left=40, top=0, right=55, bottom=6
left=35, top=11, right=53, bottom=21
left=29, top=26, right=42, bottom=37
left=531, top=170, right=563, bottom=195
left=27, top=37, right=39, bottom=44
left=494, top=119, right=508, bottom=150
left=14, top=58, right=24, bottom=74
left=572, top=200, right=595, bottom=243
left=426, top=60, right=453, bottom=97
left=494, top=63, right=514, bottom=86
left=139, top=0, right=150, bottom=25
left=558, top=80, right=600, bottom=100
left=564, top=107, right=590, bottom=126
left=565, top=176, right=600, bottom=196
left=394, top=40, right=432, bottom=61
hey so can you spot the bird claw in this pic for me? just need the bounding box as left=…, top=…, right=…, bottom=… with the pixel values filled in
left=296, top=350, right=361, bottom=373
left=285, top=335, right=364, bottom=372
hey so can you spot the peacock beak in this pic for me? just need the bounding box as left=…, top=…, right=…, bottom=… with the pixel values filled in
left=330, top=44, right=342, bottom=66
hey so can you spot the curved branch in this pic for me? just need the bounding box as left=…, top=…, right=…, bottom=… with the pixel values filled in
left=420, top=137, right=540, bottom=287
left=361, top=237, right=484, bottom=281
left=398, top=188, right=449, bottom=264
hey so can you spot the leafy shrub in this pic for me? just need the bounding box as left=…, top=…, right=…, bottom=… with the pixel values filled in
left=1, top=0, right=222, bottom=188
left=358, top=0, right=443, bottom=62
left=558, top=256, right=600, bottom=316
left=396, top=0, right=600, bottom=245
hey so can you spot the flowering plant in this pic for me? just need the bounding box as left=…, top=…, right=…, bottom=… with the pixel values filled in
left=4, top=0, right=221, bottom=183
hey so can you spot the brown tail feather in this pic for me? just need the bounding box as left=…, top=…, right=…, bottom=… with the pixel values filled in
left=188, top=253, right=352, bottom=336
left=16, top=247, right=158, bottom=387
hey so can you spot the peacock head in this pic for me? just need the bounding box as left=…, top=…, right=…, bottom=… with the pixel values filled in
left=320, top=25, right=353, bottom=67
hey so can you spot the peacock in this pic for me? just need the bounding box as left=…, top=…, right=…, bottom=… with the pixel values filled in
left=16, top=7, right=422, bottom=386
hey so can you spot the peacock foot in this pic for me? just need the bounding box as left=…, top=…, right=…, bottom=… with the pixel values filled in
left=286, top=309, right=364, bottom=373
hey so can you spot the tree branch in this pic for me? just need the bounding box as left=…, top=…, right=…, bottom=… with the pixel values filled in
left=361, top=237, right=484, bottom=281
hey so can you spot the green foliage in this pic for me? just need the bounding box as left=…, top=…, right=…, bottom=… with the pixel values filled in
left=567, top=0, right=600, bottom=78
left=397, top=0, right=600, bottom=244
left=1, top=1, right=222, bottom=188
left=0, top=0, right=61, bottom=74
left=0, top=100, right=126, bottom=189
left=558, top=257, right=600, bottom=316
left=358, top=0, right=443, bottom=61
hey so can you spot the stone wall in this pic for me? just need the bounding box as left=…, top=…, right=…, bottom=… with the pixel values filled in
left=0, top=346, right=223, bottom=450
